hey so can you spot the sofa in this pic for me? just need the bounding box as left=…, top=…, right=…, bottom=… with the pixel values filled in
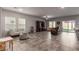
left=51, top=27, right=59, bottom=35
left=7, top=31, right=20, bottom=37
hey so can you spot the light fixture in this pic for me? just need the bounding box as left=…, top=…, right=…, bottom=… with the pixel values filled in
left=43, top=15, right=54, bottom=20
left=42, top=16, right=48, bottom=20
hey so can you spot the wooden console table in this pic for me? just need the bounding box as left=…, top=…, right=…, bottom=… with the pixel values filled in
left=0, top=37, right=13, bottom=51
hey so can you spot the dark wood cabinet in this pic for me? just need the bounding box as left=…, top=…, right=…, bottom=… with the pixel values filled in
left=36, top=21, right=46, bottom=32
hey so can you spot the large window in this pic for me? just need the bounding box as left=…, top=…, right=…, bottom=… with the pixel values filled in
left=18, top=18, right=26, bottom=32
left=49, top=21, right=56, bottom=28
left=5, top=16, right=26, bottom=33
left=62, top=21, right=75, bottom=32
left=5, top=16, right=16, bottom=31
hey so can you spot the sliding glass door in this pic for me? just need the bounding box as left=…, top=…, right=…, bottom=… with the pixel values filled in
left=62, top=21, right=75, bottom=32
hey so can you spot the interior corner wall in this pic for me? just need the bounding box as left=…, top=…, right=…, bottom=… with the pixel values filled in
left=0, top=8, right=45, bottom=37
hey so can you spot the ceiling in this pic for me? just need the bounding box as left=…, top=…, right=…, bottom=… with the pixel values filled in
left=2, top=7, right=79, bottom=19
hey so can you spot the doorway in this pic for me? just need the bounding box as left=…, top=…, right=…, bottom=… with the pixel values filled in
left=62, top=21, right=75, bottom=32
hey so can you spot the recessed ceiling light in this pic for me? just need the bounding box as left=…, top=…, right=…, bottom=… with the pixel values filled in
left=60, top=7, right=64, bottom=9
left=43, top=16, right=47, bottom=18
left=14, top=7, right=23, bottom=12
left=18, top=8, right=23, bottom=12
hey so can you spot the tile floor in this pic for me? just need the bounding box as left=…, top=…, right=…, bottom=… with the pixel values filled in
left=11, top=31, right=79, bottom=51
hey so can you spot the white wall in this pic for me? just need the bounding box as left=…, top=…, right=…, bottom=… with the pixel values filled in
left=0, top=8, right=1, bottom=37
left=75, top=19, right=79, bottom=29
left=0, top=8, right=45, bottom=37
